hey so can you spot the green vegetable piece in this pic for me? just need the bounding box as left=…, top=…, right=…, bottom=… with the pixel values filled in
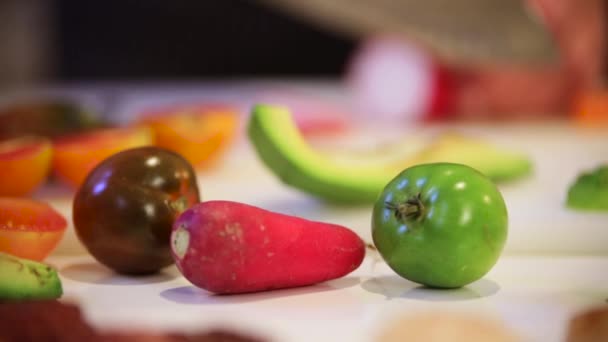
left=567, top=165, right=608, bottom=211
left=372, top=163, right=508, bottom=288
left=0, top=253, right=63, bottom=301
left=247, top=104, right=532, bottom=204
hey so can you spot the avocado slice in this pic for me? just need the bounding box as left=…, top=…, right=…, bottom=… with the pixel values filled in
left=248, top=104, right=532, bottom=203
left=0, top=253, right=63, bottom=301
left=567, top=165, right=608, bottom=211
left=403, top=133, right=532, bottom=182
left=249, top=105, right=388, bottom=203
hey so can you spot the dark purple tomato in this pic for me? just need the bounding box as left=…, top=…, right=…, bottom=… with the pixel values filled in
left=73, top=146, right=200, bottom=275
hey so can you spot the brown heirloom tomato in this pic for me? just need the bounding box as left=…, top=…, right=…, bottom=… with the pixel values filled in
left=73, top=147, right=200, bottom=275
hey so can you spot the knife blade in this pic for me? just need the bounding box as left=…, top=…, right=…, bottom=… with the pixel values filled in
left=258, top=0, right=558, bottom=64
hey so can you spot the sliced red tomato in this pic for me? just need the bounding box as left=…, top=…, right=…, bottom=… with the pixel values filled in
left=0, top=198, right=67, bottom=261
left=0, top=136, right=52, bottom=196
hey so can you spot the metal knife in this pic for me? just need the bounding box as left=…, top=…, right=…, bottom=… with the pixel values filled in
left=258, top=0, right=558, bottom=64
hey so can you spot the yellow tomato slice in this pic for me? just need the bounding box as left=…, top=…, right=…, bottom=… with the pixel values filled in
left=139, top=105, right=239, bottom=169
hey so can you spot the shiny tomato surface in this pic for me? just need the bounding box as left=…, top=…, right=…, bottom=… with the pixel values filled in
left=372, top=163, right=508, bottom=288
left=73, top=147, right=200, bottom=274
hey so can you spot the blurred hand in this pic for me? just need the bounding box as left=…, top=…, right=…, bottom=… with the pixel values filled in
left=452, top=0, right=605, bottom=120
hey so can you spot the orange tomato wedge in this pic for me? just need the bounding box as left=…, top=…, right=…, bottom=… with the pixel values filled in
left=138, top=105, right=239, bottom=169
left=0, top=197, right=67, bottom=261
left=52, top=127, right=153, bottom=188
left=572, top=91, right=608, bottom=126
left=0, top=136, right=52, bottom=196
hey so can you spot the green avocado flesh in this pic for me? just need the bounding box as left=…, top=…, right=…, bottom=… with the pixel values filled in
left=567, top=165, right=608, bottom=211
left=248, top=104, right=532, bottom=203
left=408, top=133, right=532, bottom=183
left=0, top=253, right=63, bottom=301
left=248, top=105, right=388, bottom=203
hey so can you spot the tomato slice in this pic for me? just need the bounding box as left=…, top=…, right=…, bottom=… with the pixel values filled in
left=52, top=127, right=153, bottom=187
left=138, top=104, right=239, bottom=169
left=0, top=198, right=67, bottom=261
left=0, top=136, right=52, bottom=196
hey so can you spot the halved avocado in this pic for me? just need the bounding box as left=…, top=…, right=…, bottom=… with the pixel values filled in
left=406, top=133, right=532, bottom=182
left=248, top=104, right=532, bottom=203
left=0, top=253, right=63, bottom=301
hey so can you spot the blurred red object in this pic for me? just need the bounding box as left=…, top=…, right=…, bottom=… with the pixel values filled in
left=0, top=301, right=264, bottom=342
left=348, top=0, right=605, bottom=121
left=453, top=0, right=605, bottom=120
left=347, top=37, right=453, bottom=122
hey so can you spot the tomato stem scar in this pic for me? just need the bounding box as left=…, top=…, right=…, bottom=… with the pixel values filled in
left=386, top=193, right=425, bottom=221
left=169, top=196, right=188, bottom=214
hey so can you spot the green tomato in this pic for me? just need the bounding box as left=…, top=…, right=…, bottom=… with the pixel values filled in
left=372, top=163, right=508, bottom=288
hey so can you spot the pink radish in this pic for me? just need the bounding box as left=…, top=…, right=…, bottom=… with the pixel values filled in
left=170, top=200, right=365, bottom=294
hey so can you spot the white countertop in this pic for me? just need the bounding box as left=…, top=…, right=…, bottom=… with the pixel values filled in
left=49, top=253, right=608, bottom=341
left=40, top=125, right=608, bottom=342
left=20, top=81, right=608, bottom=341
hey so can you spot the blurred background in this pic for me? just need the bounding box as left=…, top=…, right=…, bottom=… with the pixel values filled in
left=0, top=0, right=606, bottom=120
left=2, top=0, right=356, bottom=84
